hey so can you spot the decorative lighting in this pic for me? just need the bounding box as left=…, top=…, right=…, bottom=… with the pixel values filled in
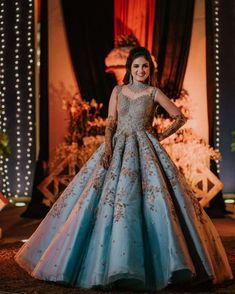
left=15, top=202, right=26, bottom=207
left=14, top=0, right=22, bottom=198
left=24, top=0, right=34, bottom=197
left=0, top=0, right=11, bottom=196
left=0, top=1, right=35, bottom=198
left=213, top=0, right=221, bottom=174
left=224, top=199, right=235, bottom=204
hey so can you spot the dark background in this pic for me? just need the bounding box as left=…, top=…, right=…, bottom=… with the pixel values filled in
left=219, top=0, right=235, bottom=193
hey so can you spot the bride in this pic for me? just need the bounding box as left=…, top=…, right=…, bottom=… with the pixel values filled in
left=15, top=46, right=233, bottom=291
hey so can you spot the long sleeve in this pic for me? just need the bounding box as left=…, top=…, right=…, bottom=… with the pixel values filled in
left=153, top=88, right=187, bottom=141
left=158, top=113, right=187, bottom=141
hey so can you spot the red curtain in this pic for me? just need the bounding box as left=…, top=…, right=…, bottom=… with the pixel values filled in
left=114, top=0, right=156, bottom=52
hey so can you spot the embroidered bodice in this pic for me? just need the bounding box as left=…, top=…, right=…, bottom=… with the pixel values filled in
left=115, top=85, right=158, bottom=136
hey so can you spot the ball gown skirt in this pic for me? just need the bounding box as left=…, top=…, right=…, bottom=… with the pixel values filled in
left=15, top=89, right=233, bottom=291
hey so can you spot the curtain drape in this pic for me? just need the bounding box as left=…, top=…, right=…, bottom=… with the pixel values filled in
left=114, top=0, right=156, bottom=52
left=204, top=0, right=226, bottom=217
left=152, top=0, right=195, bottom=99
left=60, top=0, right=116, bottom=116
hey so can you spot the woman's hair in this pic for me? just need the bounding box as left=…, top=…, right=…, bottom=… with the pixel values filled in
left=123, top=46, right=157, bottom=86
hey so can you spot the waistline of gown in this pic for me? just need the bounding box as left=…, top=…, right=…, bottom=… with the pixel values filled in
left=115, top=122, right=158, bottom=138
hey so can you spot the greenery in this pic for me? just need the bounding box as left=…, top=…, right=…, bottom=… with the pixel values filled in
left=0, top=131, right=10, bottom=158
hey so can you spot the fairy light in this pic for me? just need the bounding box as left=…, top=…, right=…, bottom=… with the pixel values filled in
left=213, top=0, right=221, bottom=173
left=14, top=0, right=22, bottom=197
left=0, top=0, right=11, bottom=196
left=24, top=0, right=34, bottom=196
left=0, top=1, right=35, bottom=198
left=14, top=0, right=35, bottom=197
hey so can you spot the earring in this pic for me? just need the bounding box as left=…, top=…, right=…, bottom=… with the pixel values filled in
left=129, top=74, right=133, bottom=84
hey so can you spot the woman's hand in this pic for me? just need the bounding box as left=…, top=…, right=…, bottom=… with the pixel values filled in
left=100, top=145, right=113, bottom=169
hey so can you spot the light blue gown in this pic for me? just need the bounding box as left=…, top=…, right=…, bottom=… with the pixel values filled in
left=15, top=86, right=233, bottom=291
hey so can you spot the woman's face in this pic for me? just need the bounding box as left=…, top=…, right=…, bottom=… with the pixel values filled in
left=131, top=56, right=150, bottom=83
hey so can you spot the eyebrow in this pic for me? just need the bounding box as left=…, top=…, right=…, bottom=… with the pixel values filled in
left=132, top=62, right=149, bottom=65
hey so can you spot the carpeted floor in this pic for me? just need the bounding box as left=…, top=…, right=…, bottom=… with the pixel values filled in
left=0, top=238, right=235, bottom=294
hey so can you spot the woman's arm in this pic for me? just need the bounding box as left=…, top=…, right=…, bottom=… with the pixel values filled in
left=154, top=89, right=187, bottom=141
left=100, top=86, right=118, bottom=169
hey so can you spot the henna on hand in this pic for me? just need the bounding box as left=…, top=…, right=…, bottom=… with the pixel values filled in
left=100, top=115, right=117, bottom=169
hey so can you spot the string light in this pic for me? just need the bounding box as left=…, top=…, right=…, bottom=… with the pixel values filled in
left=14, top=0, right=22, bottom=197
left=213, top=0, right=221, bottom=174
left=0, top=0, right=35, bottom=198
left=24, top=0, right=34, bottom=196
left=0, top=0, right=11, bottom=196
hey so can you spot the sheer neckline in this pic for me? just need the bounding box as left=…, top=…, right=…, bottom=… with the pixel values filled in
left=121, top=92, right=150, bottom=102
left=119, top=85, right=152, bottom=101
left=121, top=85, right=151, bottom=99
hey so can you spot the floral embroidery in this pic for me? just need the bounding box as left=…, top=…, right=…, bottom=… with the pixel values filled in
left=146, top=194, right=157, bottom=212
left=109, top=170, right=117, bottom=181
left=49, top=160, right=104, bottom=218
left=123, top=146, right=138, bottom=158
left=142, top=180, right=162, bottom=193
left=93, top=178, right=103, bottom=190
left=93, top=169, right=105, bottom=191
left=120, top=167, right=138, bottom=184
left=102, top=188, right=115, bottom=207
left=48, top=181, right=76, bottom=218
left=113, top=188, right=128, bottom=222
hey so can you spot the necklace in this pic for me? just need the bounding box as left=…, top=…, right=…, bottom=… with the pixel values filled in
left=127, top=82, right=149, bottom=93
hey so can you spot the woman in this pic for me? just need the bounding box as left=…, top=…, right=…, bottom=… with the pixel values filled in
left=15, top=46, right=233, bottom=291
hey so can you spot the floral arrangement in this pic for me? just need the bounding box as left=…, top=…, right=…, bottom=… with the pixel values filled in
left=49, top=137, right=104, bottom=171
left=0, top=131, right=10, bottom=158
left=49, top=92, right=106, bottom=170
left=61, top=92, right=106, bottom=145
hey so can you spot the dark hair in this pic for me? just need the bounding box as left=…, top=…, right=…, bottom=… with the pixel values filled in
left=123, top=46, right=157, bottom=86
